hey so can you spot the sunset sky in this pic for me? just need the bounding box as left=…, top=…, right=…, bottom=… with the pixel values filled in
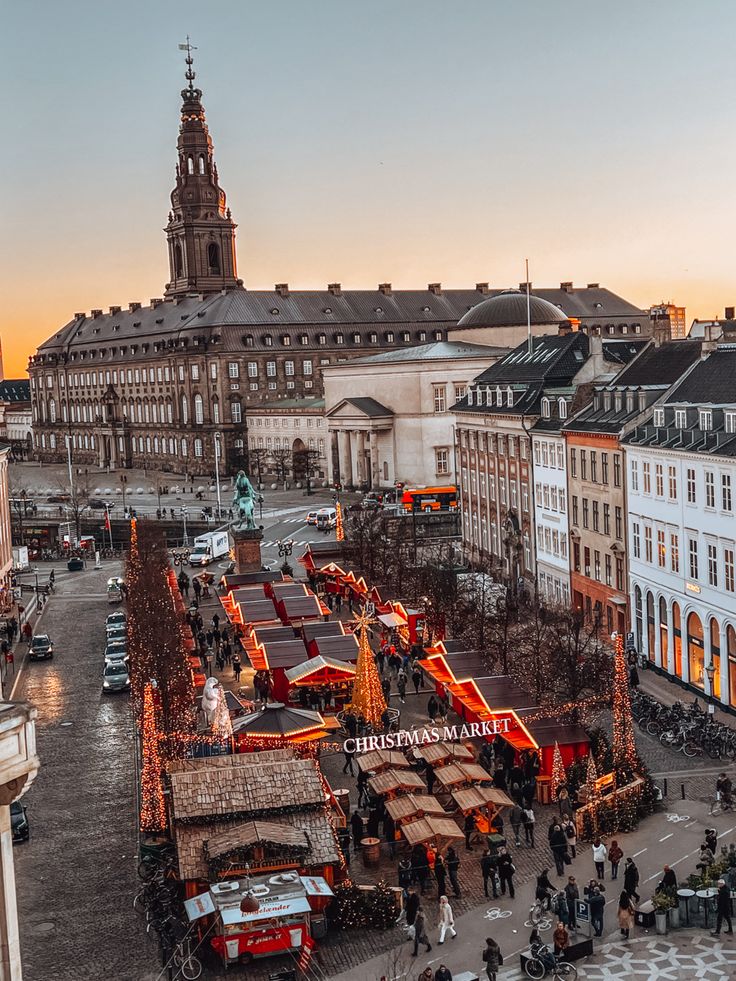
left=3, top=0, right=736, bottom=377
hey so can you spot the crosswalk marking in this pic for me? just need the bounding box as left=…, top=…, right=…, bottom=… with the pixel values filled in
left=261, top=540, right=310, bottom=549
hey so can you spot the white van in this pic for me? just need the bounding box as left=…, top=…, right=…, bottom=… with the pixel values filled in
left=316, top=507, right=337, bottom=532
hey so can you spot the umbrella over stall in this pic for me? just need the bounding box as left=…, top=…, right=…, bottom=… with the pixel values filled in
left=232, top=702, right=328, bottom=745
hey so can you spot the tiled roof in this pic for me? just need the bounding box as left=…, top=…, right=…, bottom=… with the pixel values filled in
left=472, top=333, right=589, bottom=385
left=341, top=397, right=393, bottom=417
left=0, top=380, right=31, bottom=403
left=346, top=340, right=508, bottom=365
left=613, top=340, right=702, bottom=387
left=665, top=348, right=736, bottom=405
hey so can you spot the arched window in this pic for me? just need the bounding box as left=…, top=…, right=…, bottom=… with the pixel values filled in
left=558, top=398, right=568, bottom=419
left=154, top=436, right=160, bottom=454
left=212, top=398, right=220, bottom=425
left=39, top=399, right=46, bottom=423
left=710, top=618, right=722, bottom=700
left=198, top=154, right=206, bottom=175
left=181, top=395, right=188, bottom=425
left=61, top=401, right=68, bottom=422
left=187, top=156, right=194, bottom=175
left=174, top=243, right=183, bottom=278
left=208, top=243, right=221, bottom=275
left=506, top=387, right=513, bottom=407
left=687, top=611, right=704, bottom=689
left=167, top=401, right=173, bottom=424
left=728, top=625, right=736, bottom=707
left=541, top=397, right=551, bottom=418
left=194, top=393, right=204, bottom=424
left=673, top=601, right=682, bottom=678
left=634, top=585, right=643, bottom=653
left=194, top=438, right=203, bottom=458
left=646, top=591, right=655, bottom=663
left=659, top=597, right=668, bottom=668
left=151, top=402, right=158, bottom=424
left=181, top=438, right=188, bottom=457
left=49, top=398, right=56, bottom=423
left=146, top=436, right=151, bottom=453
left=144, top=400, right=150, bottom=424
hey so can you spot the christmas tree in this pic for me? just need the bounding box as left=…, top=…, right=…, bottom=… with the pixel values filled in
left=550, top=741, right=565, bottom=802
left=335, top=501, right=344, bottom=542
left=583, top=752, right=600, bottom=837
left=611, top=633, right=638, bottom=780
left=211, top=683, right=234, bottom=744
left=349, top=610, right=387, bottom=727
left=140, top=681, right=167, bottom=832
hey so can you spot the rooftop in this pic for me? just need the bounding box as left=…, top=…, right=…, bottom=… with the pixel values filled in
left=456, top=290, right=570, bottom=330
left=0, top=380, right=31, bottom=403
left=345, top=340, right=508, bottom=365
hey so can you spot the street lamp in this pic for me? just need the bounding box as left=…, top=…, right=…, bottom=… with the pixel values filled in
left=181, top=506, right=189, bottom=547
left=120, top=474, right=128, bottom=515
left=706, top=660, right=716, bottom=698
left=213, top=433, right=222, bottom=520
left=277, top=539, right=294, bottom=560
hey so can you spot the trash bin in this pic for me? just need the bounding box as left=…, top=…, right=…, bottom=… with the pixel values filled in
left=536, top=775, right=552, bottom=805
left=334, top=787, right=350, bottom=818
left=361, top=836, right=381, bottom=867
left=634, top=900, right=656, bottom=929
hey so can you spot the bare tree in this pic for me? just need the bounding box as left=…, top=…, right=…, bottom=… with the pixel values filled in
left=270, top=448, right=292, bottom=489
left=248, top=447, right=268, bottom=487
left=8, top=477, right=35, bottom=545
left=544, top=607, right=613, bottom=719
left=294, top=447, right=321, bottom=495
left=57, top=470, right=91, bottom=544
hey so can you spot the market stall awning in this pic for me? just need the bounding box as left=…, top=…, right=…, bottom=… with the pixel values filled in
left=401, top=815, right=464, bottom=846
left=205, top=820, right=310, bottom=859
left=232, top=702, right=326, bottom=741
left=377, top=611, right=407, bottom=629
left=285, top=656, right=357, bottom=685
left=434, top=761, right=494, bottom=789
left=312, top=634, right=360, bottom=662
left=385, top=794, right=447, bottom=825
left=368, top=768, right=426, bottom=798
left=414, top=742, right=474, bottom=766
left=451, top=785, right=514, bottom=814
left=357, top=749, right=411, bottom=773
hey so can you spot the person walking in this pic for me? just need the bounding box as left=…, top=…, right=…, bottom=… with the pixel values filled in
left=561, top=815, right=577, bottom=859
left=405, top=887, right=420, bottom=926
left=523, top=804, right=536, bottom=847
left=565, top=876, right=579, bottom=931
left=509, top=803, right=524, bottom=847
left=464, top=811, right=476, bottom=851
left=592, top=837, right=607, bottom=880
left=481, top=849, right=498, bottom=899
left=618, top=889, right=635, bottom=939
left=589, top=886, right=605, bottom=937
left=446, top=846, right=461, bottom=898
left=434, top=852, right=447, bottom=897
left=350, top=810, right=364, bottom=851
left=427, top=694, right=438, bottom=722
left=412, top=666, right=422, bottom=695
left=357, top=768, right=370, bottom=808
left=342, top=742, right=356, bottom=775
left=609, top=840, right=624, bottom=881
left=411, top=905, right=432, bottom=957
left=425, top=763, right=436, bottom=796
left=434, top=965, right=452, bottom=981
left=553, top=920, right=570, bottom=956
left=437, top=896, right=457, bottom=943
left=497, top=846, right=515, bottom=899
left=550, top=823, right=569, bottom=877
left=536, top=869, right=555, bottom=911
left=481, top=937, right=502, bottom=981
left=232, top=653, right=242, bottom=682
left=397, top=669, right=407, bottom=704
left=712, top=879, right=734, bottom=936
left=399, top=860, right=413, bottom=901
left=381, top=676, right=391, bottom=703
left=623, top=857, right=640, bottom=903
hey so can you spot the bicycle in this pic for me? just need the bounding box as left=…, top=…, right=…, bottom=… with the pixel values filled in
left=525, top=900, right=552, bottom=930
left=173, top=936, right=202, bottom=980
left=524, top=943, right=577, bottom=980
left=710, top=794, right=735, bottom=816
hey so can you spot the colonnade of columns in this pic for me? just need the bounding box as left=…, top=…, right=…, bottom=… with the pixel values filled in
left=333, top=428, right=381, bottom=488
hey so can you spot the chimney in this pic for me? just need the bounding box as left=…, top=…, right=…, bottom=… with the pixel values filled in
left=476, top=282, right=489, bottom=294
left=109, top=305, right=121, bottom=316
left=560, top=281, right=573, bottom=292
left=519, top=281, right=532, bottom=292
left=586, top=283, right=600, bottom=289
left=275, top=283, right=289, bottom=297
left=128, top=302, right=141, bottom=312
left=378, top=283, right=392, bottom=295
left=725, top=306, right=735, bottom=320
left=150, top=298, right=164, bottom=309
left=74, top=312, right=85, bottom=320
left=557, top=321, right=573, bottom=336
left=91, top=309, right=103, bottom=319
left=650, top=307, right=672, bottom=347
left=428, top=283, right=442, bottom=295
left=328, top=283, right=342, bottom=296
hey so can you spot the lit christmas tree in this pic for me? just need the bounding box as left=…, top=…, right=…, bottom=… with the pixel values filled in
left=550, top=741, right=565, bottom=802
left=349, top=610, right=387, bottom=727
left=611, top=633, right=639, bottom=780
left=211, top=683, right=233, bottom=744
left=140, top=681, right=167, bottom=832
left=335, top=501, right=344, bottom=542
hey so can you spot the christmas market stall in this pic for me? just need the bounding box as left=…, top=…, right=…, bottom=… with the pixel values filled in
left=367, top=768, right=425, bottom=800
left=309, top=633, right=360, bottom=664
left=451, top=785, right=514, bottom=837
left=384, top=794, right=447, bottom=828
left=285, top=656, right=357, bottom=712
left=248, top=639, right=311, bottom=702
left=356, top=749, right=411, bottom=774
left=401, top=814, right=464, bottom=851
left=231, top=702, right=328, bottom=749
left=302, top=620, right=347, bottom=658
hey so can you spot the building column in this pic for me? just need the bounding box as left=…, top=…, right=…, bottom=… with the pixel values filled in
left=369, top=431, right=379, bottom=488
left=720, top=622, right=729, bottom=707
left=349, top=431, right=360, bottom=488
left=356, top=430, right=366, bottom=486
left=666, top=600, right=676, bottom=677
left=653, top=596, right=662, bottom=668
left=337, top=430, right=350, bottom=486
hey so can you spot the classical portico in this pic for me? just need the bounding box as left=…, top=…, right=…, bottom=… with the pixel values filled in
left=326, top=398, right=394, bottom=489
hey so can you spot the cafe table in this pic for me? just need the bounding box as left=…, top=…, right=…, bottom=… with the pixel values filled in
left=676, top=887, right=695, bottom=925
left=696, top=887, right=718, bottom=927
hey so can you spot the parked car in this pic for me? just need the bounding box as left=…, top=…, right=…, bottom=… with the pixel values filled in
left=29, top=635, right=53, bottom=661
left=104, top=642, right=128, bottom=664
left=106, top=612, right=126, bottom=628
left=10, top=802, right=29, bottom=843
left=106, top=627, right=127, bottom=645
left=67, top=557, right=84, bottom=572
left=306, top=511, right=319, bottom=525
left=102, top=660, right=130, bottom=693
left=47, top=494, right=70, bottom=504
left=88, top=499, right=107, bottom=510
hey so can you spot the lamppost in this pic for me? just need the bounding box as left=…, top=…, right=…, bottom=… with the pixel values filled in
left=181, top=506, right=189, bottom=547
left=120, top=474, right=128, bottom=515
left=706, top=660, right=716, bottom=710
left=277, top=539, right=294, bottom=561
left=213, top=433, right=222, bottom=520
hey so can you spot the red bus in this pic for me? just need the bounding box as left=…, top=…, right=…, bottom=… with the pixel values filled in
left=401, top=486, right=458, bottom=513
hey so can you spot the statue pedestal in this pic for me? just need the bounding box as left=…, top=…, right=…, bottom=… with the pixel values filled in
left=233, top=526, right=263, bottom=574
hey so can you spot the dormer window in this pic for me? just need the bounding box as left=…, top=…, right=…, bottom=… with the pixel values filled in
left=615, top=392, right=622, bottom=412
left=725, top=411, right=736, bottom=434
left=626, top=393, right=634, bottom=413
left=299, top=335, right=309, bottom=345
left=318, top=334, right=326, bottom=346
left=654, top=408, right=665, bottom=427
left=675, top=409, right=687, bottom=429
left=467, top=390, right=474, bottom=406
left=496, top=386, right=503, bottom=404
left=263, top=334, right=273, bottom=346
left=281, top=334, right=291, bottom=346
left=541, top=397, right=551, bottom=418
left=558, top=398, right=568, bottom=419
left=244, top=334, right=254, bottom=347
left=603, top=393, right=611, bottom=411
left=386, top=332, right=395, bottom=343
left=506, top=387, right=513, bottom=407
left=700, top=409, right=713, bottom=431
left=369, top=332, right=378, bottom=344
left=335, top=333, right=344, bottom=345
left=352, top=333, right=361, bottom=345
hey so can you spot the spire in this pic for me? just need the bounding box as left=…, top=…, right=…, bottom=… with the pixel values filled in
left=164, top=41, right=241, bottom=297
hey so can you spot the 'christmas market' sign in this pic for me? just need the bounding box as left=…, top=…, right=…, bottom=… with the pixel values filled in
left=344, top=718, right=510, bottom=755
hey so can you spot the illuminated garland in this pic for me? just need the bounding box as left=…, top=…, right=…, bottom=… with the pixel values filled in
left=348, top=617, right=387, bottom=728
left=550, top=741, right=565, bottom=802
left=140, top=681, right=167, bottom=832
left=611, top=633, right=639, bottom=779
left=335, top=501, right=344, bottom=542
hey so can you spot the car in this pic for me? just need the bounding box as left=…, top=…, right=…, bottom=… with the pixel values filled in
left=47, top=494, right=71, bottom=504
left=10, top=801, right=29, bottom=843
left=67, top=557, right=84, bottom=572
left=88, top=499, right=107, bottom=510
left=106, top=623, right=127, bottom=638
left=306, top=511, right=319, bottom=525
left=104, top=642, right=128, bottom=664
left=102, top=660, right=130, bottom=693
left=29, top=635, right=53, bottom=661
left=106, top=612, right=126, bottom=628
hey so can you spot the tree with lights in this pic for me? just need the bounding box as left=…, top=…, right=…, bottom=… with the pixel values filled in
left=550, top=741, right=566, bottom=802
left=335, top=501, right=344, bottom=542
left=348, top=610, right=387, bottom=727
left=140, top=681, right=167, bottom=832
left=211, top=684, right=233, bottom=744
left=611, top=633, right=639, bottom=781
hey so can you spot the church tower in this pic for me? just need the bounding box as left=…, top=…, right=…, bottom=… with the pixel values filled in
left=164, top=43, right=241, bottom=297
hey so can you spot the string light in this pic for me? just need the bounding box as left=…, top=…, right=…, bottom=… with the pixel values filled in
left=335, top=501, right=344, bottom=542
left=348, top=616, right=387, bottom=728
left=140, top=681, right=167, bottom=832
left=611, top=633, right=638, bottom=779
left=550, top=740, right=565, bottom=802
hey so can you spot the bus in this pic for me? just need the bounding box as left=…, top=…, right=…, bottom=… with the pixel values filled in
left=401, top=486, right=458, bottom=513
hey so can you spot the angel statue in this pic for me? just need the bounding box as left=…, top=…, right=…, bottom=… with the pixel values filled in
left=232, top=470, right=257, bottom=529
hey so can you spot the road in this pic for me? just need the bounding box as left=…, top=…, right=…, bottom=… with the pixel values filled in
left=13, top=561, right=159, bottom=981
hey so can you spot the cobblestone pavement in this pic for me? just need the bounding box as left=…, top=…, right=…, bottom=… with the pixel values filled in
left=13, top=561, right=160, bottom=981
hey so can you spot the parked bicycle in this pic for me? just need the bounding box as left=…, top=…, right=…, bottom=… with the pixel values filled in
left=524, top=941, right=577, bottom=980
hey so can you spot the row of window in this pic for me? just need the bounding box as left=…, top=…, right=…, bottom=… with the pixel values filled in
left=653, top=406, right=736, bottom=433
left=570, top=448, right=622, bottom=487
left=538, top=571, right=570, bottom=606
left=462, top=468, right=531, bottom=513
left=571, top=496, right=624, bottom=539
left=536, top=526, right=569, bottom=560
left=572, top=543, right=625, bottom=590
left=534, top=439, right=566, bottom=470
left=535, top=482, right=567, bottom=514
left=252, top=416, right=324, bottom=429
left=230, top=360, right=313, bottom=379
left=632, top=520, right=735, bottom=591
left=243, top=329, right=445, bottom=348
left=432, top=384, right=467, bottom=413
left=459, top=429, right=530, bottom=460
left=470, top=514, right=533, bottom=569
left=248, top=436, right=325, bottom=454
left=631, top=459, right=732, bottom=513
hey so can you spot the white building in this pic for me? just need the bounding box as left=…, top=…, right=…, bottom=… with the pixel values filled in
left=246, top=398, right=329, bottom=483
left=323, top=342, right=507, bottom=489
left=532, top=423, right=571, bottom=605
left=624, top=338, right=736, bottom=708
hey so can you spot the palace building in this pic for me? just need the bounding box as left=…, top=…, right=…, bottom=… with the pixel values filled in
left=28, top=57, right=652, bottom=476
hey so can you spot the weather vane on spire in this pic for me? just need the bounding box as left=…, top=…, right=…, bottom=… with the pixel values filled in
left=178, top=36, right=197, bottom=91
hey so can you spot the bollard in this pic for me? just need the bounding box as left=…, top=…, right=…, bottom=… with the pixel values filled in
left=663, top=778, right=668, bottom=798
left=681, top=783, right=686, bottom=800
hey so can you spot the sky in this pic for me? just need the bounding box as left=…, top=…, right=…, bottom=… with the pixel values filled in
left=3, top=0, right=736, bottom=377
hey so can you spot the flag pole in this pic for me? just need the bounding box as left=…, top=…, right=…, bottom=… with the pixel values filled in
left=525, top=258, right=532, bottom=357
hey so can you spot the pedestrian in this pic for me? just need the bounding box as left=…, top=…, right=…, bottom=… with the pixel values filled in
left=381, top=676, right=391, bottom=703
left=536, top=869, right=555, bottom=910
left=609, top=839, right=624, bottom=881
left=553, top=920, right=569, bottom=956
left=523, top=804, right=536, bottom=847
left=618, top=889, right=635, bottom=939
left=411, top=905, right=432, bottom=957
left=629, top=662, right=640, bottom=688
left=696, top=843, right=715, bottom=872
left=437, top=895, right=457, bottom=943
left=434, top=853, right=447, bottom=897
left=397, top=670, right=407, bottom=703
left=446, top=846, right=461, bottom=898
left=481, top=849, right=498, bottom=899
left=405, top=885, right=419, bottom=925
left=481, top=937, right=502, bottom=981
left=510, top=803, right=524, bottom=847
left=193, top=578, right=201, bottom=601
left=522, top=779, right=536, bottom=809
left=497, top=846, right=515, bottom=898
left=425, top=763, right=436, bottom=796
left=623, top=857, right=640, bottom=903
left=655, top=865, right=678, bottom=900
left=558, top=786, right=572, bottom=818
left=589, top=886, right=605, bottom=937
left=412, top=666, right=422, bottom=695
left=342, top=742, right=356, bottom=776
left=350, top=810, right=364, bottom=850
left=550, top=823, right=569, bottom=877
left=592, top=837, right=607, bottom=879
left=434, top=965, right=452, bottom=981
left=335, top=592, right=342, bottom=613
left=357, top=768, right=370, bottom=808
left=561, top=815, right=577, bottom=858
left=232, top=653, right=242, bottom=682
left=376, top=649, right=385, bottom=675
left=419, top=969, right=433, bottom=981
left=565, top=876, right=579, bottom=930
left=705, top=828, right=718, bottom=854
left=427, top=694, right=438, bottom=722
left=464, top=811, right=476, bottom=851
left=712, top=879, right=734, bottom=936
